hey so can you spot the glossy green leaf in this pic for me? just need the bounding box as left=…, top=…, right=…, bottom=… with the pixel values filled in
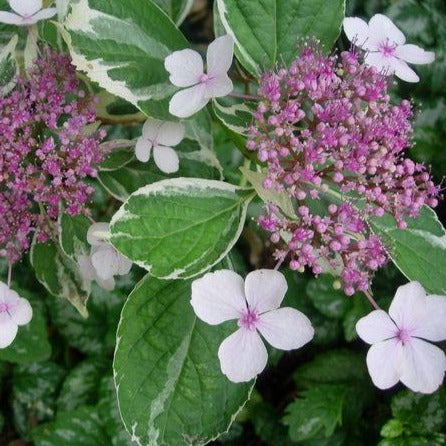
left=152, top=0, right=194, bottom=25
left=59, top=213, right=91, bottom=260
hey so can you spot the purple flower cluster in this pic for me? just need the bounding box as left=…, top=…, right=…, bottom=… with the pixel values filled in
left=0, top=49, right=106, bottom=263
left=248, top=45, right=439, bottom=295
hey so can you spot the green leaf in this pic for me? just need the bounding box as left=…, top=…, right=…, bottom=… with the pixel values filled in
left=213, top=98, right=256, bottom=137
left=61, top=0, right=189, bottom=120
left=114, top=275, right=253, bottom=446
left=342, top=295, right=371, bottom=341
left=12, top=361, right=66, bottom=438
left=57, top=357, right=109, bottom=411
left=33, top=406, right=109, bottom=446
left=151, top=0, right=194, bottom=25
left=0, top=288, right=51, bottom=364
left=306, top=275, right=351, bottom=319
left=283, top=384, right=346, bottom=442
left=49, top=284, right=126, bottom=356
left=381, top=419, right=404, bottom=439
left=0, top=34, right=18, bottom=93
left=370, top=206, right=446, bottom=295
left=216, top=0, right=345, bottom=76
left=59, top=213, right=91, bottom=260
left=110, top=178, right=254, bottom=279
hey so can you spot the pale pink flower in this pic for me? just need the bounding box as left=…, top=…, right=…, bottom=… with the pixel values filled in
left=0, top=282, right=32, bottom=348
left=343, top=14, right=435, bottom=82
left=0, top=0, right=56, bottom=25
left=356, top=282, right=446, bottom=394
left=78, top=223, right=132, bottom=291
left=135, top=119, right=184, bottom=174
left=191, top=269, right=314, bottom=383
left=165, top=35, right=234, bottom=118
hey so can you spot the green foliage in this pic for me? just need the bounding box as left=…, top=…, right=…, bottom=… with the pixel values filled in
left=58, top=213, right=91, bottom=260
left=114, top=274, right=253, bottom=446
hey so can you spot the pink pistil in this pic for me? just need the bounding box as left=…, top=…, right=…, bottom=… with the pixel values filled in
left=238, top=309, right=260, bottom=331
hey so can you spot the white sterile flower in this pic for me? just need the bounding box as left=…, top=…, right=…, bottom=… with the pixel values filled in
left=356, top=282, right=446, bottom=394
left=191, top=269, right=314, bottom=383
left=0, top=0, right=56, bottom=26
left=343, top=14, right=435, bottom=82
left=164, top=35, right=234, bottom=118
left=79, top=223, right=132, bottom=291
left=135, top=118, right=185, bottom=174
left=0, top=282, right=32, bottom=348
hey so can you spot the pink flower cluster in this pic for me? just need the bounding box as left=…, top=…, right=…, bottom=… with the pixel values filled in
left=247, top=45, right=439, bottom=295
left=0, top=49, right=106, bottom=263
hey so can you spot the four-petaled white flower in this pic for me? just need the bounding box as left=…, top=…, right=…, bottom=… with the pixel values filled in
left=0, top=0, right=56, bottom=26
left=356, top=282, right=446, bottom=394
left=164, top=35, right=234, bottom=118
left=0, top=282, right=32, bottom=348
left=78, top=223, right=132, bottom=291
left=191, top=269, right=314, bottom=383
left=135, top=119, right=185, bottom=174
left=343, top=14, right=435, bottom=82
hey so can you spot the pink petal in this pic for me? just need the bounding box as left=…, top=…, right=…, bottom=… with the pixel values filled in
left=364, top=52, right=396, bottom=75
left=257, top=307, right=314, bottom=350
left=191, top=270, right=247, bottom=325
left=395, top=44, right=435, bottom=65
left=204, top=74, right=233, bottom=99
left=28, top=7, right=57, bottom=22
left=91, top=245, right=120, bottom=280
left=164, top=48, right=203, bottom=88
left=97, top=276, right=115, bottom=291
left=218, top=328, right=267, bottom=383
left=207, top=35, right=234, bottom=77
left=78, top=255, right=95, bottom=281
left=10, top=0, right=42, bottom=17
left=156, top=121, right=185, bottom=147
left=342, top=17, right=375, bottom=50
left=135, top=136, right=152, bottom=162
left=368, top=14, right=406, bottom=45
left=356, top=309, right=397, bottom=344
left=168, top=84, right=208, bottom=118
left=0, top=318, right=18, bottom=348
left=412, top=295, right=446, bottom=342
left=0, top=11, right=23, bottom=24
left=389, top=282, right=426, bottom=331
left=244, top=269, right=287, bottom=314
left=400, top=338, right=446, bottom=394
left=366, top=339, right=403, bottom=390
left=141, top=118, right=163, bottom=140
left=9, top=297, right=32, bottom=326
left=392, top=58, right=420, bottom=83
left=87, top=222, right=110, bottom=246
left=116, top=254, right=132, bottom=276
left=153, top=145, right=179, bottom=174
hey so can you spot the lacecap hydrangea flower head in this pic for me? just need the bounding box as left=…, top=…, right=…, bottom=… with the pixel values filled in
left=0, top=48, right=107, bottom=263
left=247, top=43, right=439, bottom=295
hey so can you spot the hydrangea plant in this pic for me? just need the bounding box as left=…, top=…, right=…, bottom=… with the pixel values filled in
left=0, top=0, right=446, bottom=445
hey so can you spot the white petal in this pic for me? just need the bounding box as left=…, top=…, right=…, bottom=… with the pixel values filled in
left=207, top=35, right=234, bottom=77
left=244, top=269, right=287, bottom=314
left=395, top=44, right=435, bottom=65
left=204, top=74, right=233, bottom=99
left=257, top=307, right=314, bottom=350
left=218, top=328, right=267, bottom=383
left=364, top=52, right=396, bottom=74
left=141, top=118, right=163, bottom=139
left=91, top=246, right=119, bottom=280
left=0, top=318, right=18, bottom=348
left=10, top=0, right=42, bottom=16
left=135, top=137, right=152, bottom=163
left=157, top=121, right=185, bottom=147
left=9, top=297, right=32, bottom=326
left=400, top=338, right=446, bottom=394
left=97, top=276, right=115, bottom=291
left=28, top=7, right=56, bottom=22
left=392, top=58, right=420, bottom=82
left=343, top=17, right=375, bottom=50
left=190, top=270, right=246, bottom=325
left=153, top=145, right=179, bottom=174
left=78, top=255, right=95, bottom=281
left=164, top=48, right=203, bottom=88
left=389, top=282, right=426, bottom=331
left=366, top=339, right=403, bottom=390
left=116, top=254, right=132, bottom=276
left=169, top=84, right=208, bottom=118
left=368, top=14, right=405, bottom=45
left=356, top=309, right=398, bottom=344
left=0, top=11, right=23, bottom=24
left=413, top=295, right=446, bottom=342
left=87, top=222, right=110, bottom=246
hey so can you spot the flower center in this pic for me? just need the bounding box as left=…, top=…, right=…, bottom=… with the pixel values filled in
left=199, top=73, right=212, bottom=84
left=396, top=328, right=411, bottom=345
left=238, top=309, right=259, bottom=331
left=378, top=40, right=396, bottom=57
left=0, top=302, right=10, bottom=313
